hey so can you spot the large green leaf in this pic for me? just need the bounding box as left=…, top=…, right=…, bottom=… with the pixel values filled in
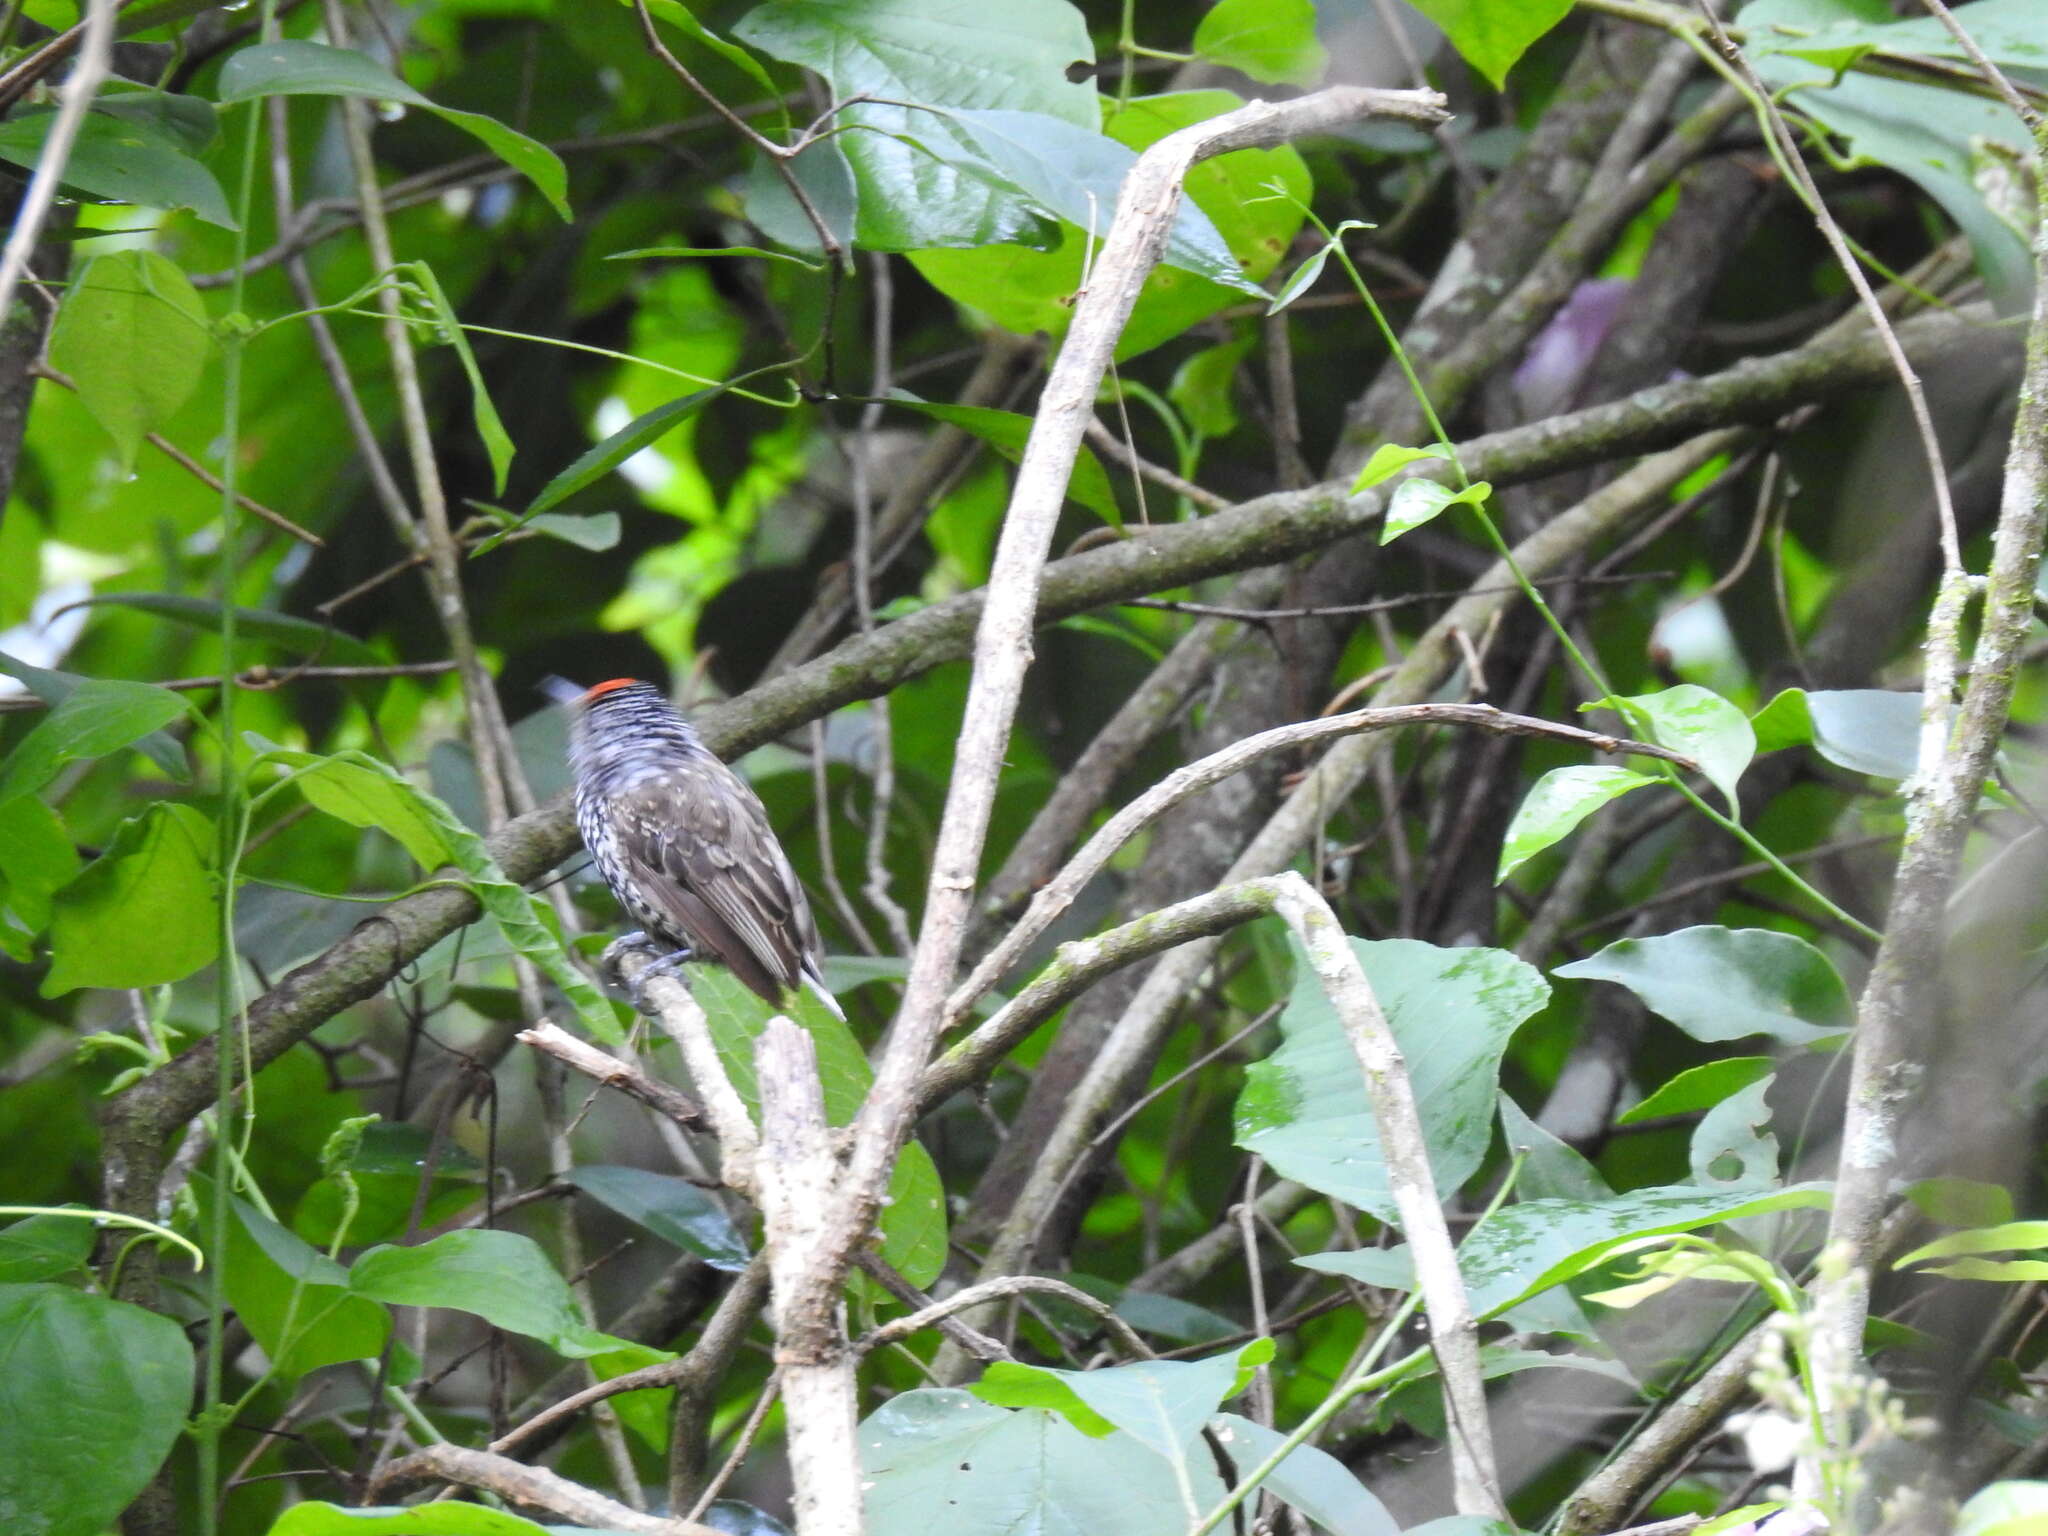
left=1298, top=1182, right=1835, bottom=1316
left=1751, top=687, right=1924, bottom=780
left=348, top=1229, right=628, bottom=1358
left=0, top=1283, right=194, bottom=1536
left=215, top=42, right=570, bottom=219
left=563, top=1164, right=750, bottom=1271
left=0, top=795, right=79, bottom=938
left=734, top=0, right=1096, bottom=254
left=0, top=108, right=236, bottom=227
left=1497, top=765, right=1653, bottom=882
left=1234, top=935, right=1549, bottom=1222
left=49, top=251, right=211, bottom=472
left=1192, top=0, right=1327, bottom=86
left=0, top=679, right=190, bottom=808
left=1611, top=684, right=1753, bottom=811
left=194, top=1181, right=389, bottom=1379
left=861, top=1388, right=1221, bottom=1536
left=911, top=90, right=1313, bottom=359
left=0, top=652, right=187, bottom=782
left=974, top=1341, right=1273, bottom=1468
left=688, top=963, right=947, bottom=1287
left=42, top=803, right=218, bottom=995
left=1208, top=1413, right=1399, bottom=1536
left=1405, top=0, right=1575, bottom=89
left=1554, top=926, right=1852, bottom=1045
left=1620, top=1057, right=1776, bottom=1124
left=0, top=1211, right=96, bottom=1283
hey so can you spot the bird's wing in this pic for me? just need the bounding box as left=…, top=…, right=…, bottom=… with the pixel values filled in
left=611, top=758, right=818, bottom=1004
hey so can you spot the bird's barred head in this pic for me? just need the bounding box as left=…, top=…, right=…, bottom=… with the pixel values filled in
left=559, top=677, right=707, bottom=786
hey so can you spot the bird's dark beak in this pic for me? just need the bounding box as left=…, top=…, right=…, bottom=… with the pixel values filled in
left=537, top=675, right=583, bottom=708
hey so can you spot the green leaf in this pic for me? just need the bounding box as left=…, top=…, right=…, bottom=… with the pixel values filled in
left=1496, top=765, right=1655, bottom=883
left=563, top=1164, right=750, bottom=1271
left=1381, top=477, right=1491, bottom=543
left=0, top=1283, right=194, bottom=1536
left=1350, top=441, right=1454, bottom=494
left=1299, top=1182, right=1834, bottom=1317
left=884, top=395, right=1120, bottom=524
left=513, top=384, right=730, bottom=528
left=1906, top=1176, right=2015, bottom=1230
left=1498, top=1094, right=1610, bottom=1203
left=1689, top=1074, right=1779, bottom=1190
left=1748, top=40, right=2033, bottom=311
left=42, top=803, right=217, bottom=996
left=406, top=262, right=515, bottom=495
left=1611, top=684, right=1753, bottom=810
left=1193, top=0, right=1328, bottom=86
left=1208, top=1413, right=1399, bottom=1536
left=1956, top=1481, right=2048, bottom=1536
left=259, top=747, right=624, bottom=1043
left=734, top=0, right=1096, bottom=255
left=0, top=652, right=188, bottom=782
left=1380, top=1345, right=1634, bottom=1439
left=1168, top=336, right=1253, bottom=440
left=0, top=109, right=236, bottom=227
left=911, top=90, right=1312, bottom=360
left=523, top=511, right=621, bottom=551
left=1754, top=687, right=1924, bottom=780
left=0, top=678, right=190, bottom=808
left=263, top=1505, right=560, bottom=1536
left=1555, top=925, right=1852, bottom=1045
left=49, top=251, right=210, bottom=472
left=973, top=1361, right=1118, bottom=1437
left=91, top=89, right=218, bottom=155
left=1619, top=1057, right=1776, bottom=1124
left=609, top=243, right=825, bottom=269
left=73, top=593, right=384, bottom=664
left=349, top=1229, right=627, bottom=1358
left=0, top=1211, right=96, bottom=1283
left=216, top=42, right=570, bottom=219
left=1897, top=1220, right=2048, bottom=1266
left=0, top=795, right=80, bottom=936
left=860, top=1388, right=1225, bottom=1536
left=687, top=963, right=947, bottom=1286
left=199, top=1184, right=388, bottom=1379
left=1404, top=0, right=1575, bottom=89
left=1234, top=935, right=1549, bottom=1222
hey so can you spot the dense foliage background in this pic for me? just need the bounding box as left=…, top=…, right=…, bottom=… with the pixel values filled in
left=1, top=0, right=2046, bottom=1533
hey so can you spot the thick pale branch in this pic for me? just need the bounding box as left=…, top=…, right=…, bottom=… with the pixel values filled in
left=372, top=1443, right=717, bottom=1534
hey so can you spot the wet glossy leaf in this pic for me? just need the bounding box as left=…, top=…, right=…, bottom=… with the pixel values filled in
left=1381, top=477, right=1490, bottom=543
left=1235, top=935, right=1548, bottom=1222
left=1555, top=925, right=1851, bottom=1045
left=1497, top=765, right=1655, bottom=882
left=1753, top=687, right=1924, bottom=780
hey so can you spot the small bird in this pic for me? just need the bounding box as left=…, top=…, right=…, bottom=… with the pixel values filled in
left=549, top=677, right=839, bottom=1017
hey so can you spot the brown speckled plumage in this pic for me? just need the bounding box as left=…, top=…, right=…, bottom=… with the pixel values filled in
left=563, top=679, right=833, bottom=1012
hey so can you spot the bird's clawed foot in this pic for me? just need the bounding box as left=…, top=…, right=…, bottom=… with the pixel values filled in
left=600, top=932, right=695, bottom=1015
